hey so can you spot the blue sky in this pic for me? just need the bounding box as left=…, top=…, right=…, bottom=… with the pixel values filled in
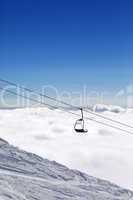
left=0, top=0, right=133, bottom=99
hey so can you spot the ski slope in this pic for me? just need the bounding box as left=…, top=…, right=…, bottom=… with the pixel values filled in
left=0, top=105, right=133, bottom=190
left=0, top=138, right=133, bottom=200
left=0, top=139, right=133, bottom=200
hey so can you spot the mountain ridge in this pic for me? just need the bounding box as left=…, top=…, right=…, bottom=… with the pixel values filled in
left=0, top=138, right=132, bottom=200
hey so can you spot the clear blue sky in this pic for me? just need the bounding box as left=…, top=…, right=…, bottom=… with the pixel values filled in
left=0, top=0, right=133, bottom=94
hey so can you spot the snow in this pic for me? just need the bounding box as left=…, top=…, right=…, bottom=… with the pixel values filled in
left=0, top=106, right=133, bottom=190
left=0, top=138, right=132, bottom=200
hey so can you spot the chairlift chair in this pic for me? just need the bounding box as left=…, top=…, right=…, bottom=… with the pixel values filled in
left=74, top=108, right=88, bottom=133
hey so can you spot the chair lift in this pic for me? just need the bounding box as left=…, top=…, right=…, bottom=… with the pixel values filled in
left=74, top=108, right=88, bottom=133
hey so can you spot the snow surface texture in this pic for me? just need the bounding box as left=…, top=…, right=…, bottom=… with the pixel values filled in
left=0, top=138, right=133, bottom=200
left=0, top=105, right=133, bottom=190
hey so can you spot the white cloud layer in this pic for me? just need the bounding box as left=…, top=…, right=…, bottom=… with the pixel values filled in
left=0, top=105, right=133, bottom=190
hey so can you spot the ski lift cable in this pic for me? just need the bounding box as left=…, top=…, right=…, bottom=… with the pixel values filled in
left=84, top=109, right=133, bottom=129
left=0, top=86, right=80, bottom=117
left=0, top=86, right=133, bottom=136
left=85, top=115, right=133, bottom=135
left=0, top=78, right=76, bottom=109
left=0, top=78, right=133, bottom=130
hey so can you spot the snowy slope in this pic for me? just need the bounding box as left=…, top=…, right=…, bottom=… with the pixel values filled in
left=0, top=106, right=133, bottom=190
left=0, top=138, right=133, bottom=200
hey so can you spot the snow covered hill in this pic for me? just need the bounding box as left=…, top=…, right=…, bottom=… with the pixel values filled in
left=0, top=138, right=133, bottom=200
left=0, top=106, right=133, bottom=190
